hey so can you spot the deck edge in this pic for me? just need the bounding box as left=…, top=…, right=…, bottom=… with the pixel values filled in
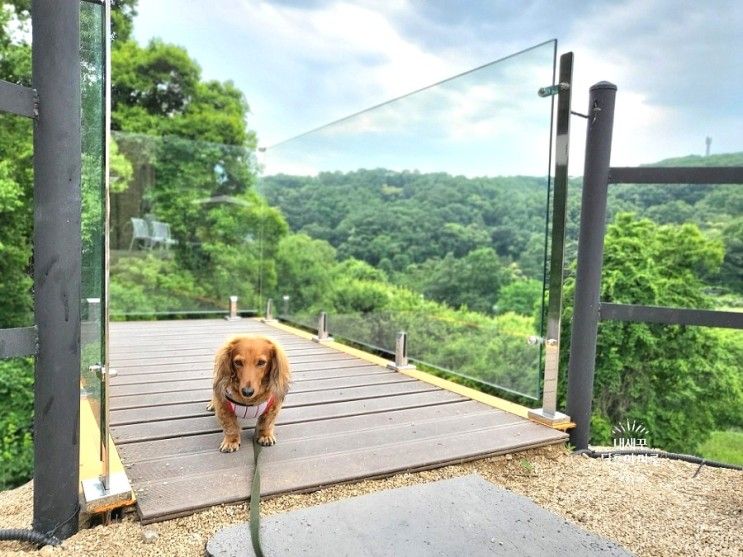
left=259, top=318, right=532, bottom=419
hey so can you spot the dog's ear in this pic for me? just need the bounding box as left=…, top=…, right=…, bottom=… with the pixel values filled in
left=268, top=341, right=290, bottom=399
left=214, top=338, right=236, bottom=384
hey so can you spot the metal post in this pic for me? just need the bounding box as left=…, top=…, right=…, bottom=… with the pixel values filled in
left=529, top=52, right=573, bottom=427
left=101, top=0, right=113, bottom=492
left=387, top=331, right=415, bottom=371
left=312, top=311, right=333, bottom=342
left=225, top=295, right=241, bottom=321
left=262, top=298, right=276, bottom=323
left=566, top=82, right=617, bottom=450
left=32, top=0, right=82, bottom=539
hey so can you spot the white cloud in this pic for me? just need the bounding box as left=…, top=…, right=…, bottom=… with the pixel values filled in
left=133, top=0, right=743, bottom=173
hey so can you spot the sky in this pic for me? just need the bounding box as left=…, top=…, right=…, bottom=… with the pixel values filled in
left=132, top=0, right=743, bottom=177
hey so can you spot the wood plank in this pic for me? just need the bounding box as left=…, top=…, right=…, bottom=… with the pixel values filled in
left=111, top=379, right=440, bottom=414
left=110, top=344, right=331, bottom=359
left=110, top=386, right=463, bottom=427
left=110, top=372, right=414, bottom=398
left=127, top=405, right=516, bottom=482
left=112, top=365, right=391, bottom=386
left=111, top=351, right=358, bottom=369
left=110, top=357, right=377, bottom=376
left=110, top=336, right=322, bottom=350
left=134, top=420, right=566, bottom=522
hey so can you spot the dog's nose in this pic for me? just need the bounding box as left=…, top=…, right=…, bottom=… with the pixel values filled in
left=241, top=387, right=254, bottom=398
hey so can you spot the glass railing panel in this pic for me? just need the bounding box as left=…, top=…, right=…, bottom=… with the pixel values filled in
left=260, top=40, right=557, bottom=399
left=109, top=132, right=265, bottom=319
left=80, top=0, right=106, bottom=436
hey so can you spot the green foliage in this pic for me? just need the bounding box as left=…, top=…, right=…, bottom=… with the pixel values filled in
left=698, top=430, right=743, bottom=466
left=275, top=234, right=336, bottom=313
left=603, top=151, right=743, bottom=296
left=0, top=358, right=33, bottom=489
left=560, top=214, right=742, bottom=453
left=0, top=4, right=33, bottom=329
left=108, top=28, right=271, bottom=314
left=112, top=40, right=254, bottom=147
left=400, top=248, right=516, bottom=315
left=719, top=218, right=743, bottom=293
left=110, top=256, right=210, bottom=315
left=261, top=170, right=549, bottom=280
left=0, top=156, right=32, bottom=327
left=497, top=279, right=542, bottom=316
left=111, top=0, right=138, bottom=43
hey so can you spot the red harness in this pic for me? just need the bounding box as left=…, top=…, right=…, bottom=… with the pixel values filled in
left=224, top=390, right=274, bottom=419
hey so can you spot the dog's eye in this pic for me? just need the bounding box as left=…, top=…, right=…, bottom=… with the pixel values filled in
left=233, top=358, right=244, bottom=368
left=256, top=359, right=267, bottom=367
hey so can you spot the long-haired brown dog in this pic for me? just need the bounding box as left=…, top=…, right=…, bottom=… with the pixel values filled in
left=208, top=335, right=291, bottom=452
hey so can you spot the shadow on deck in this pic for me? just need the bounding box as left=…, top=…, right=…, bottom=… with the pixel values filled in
left=109, top=319, right=567, bottom=523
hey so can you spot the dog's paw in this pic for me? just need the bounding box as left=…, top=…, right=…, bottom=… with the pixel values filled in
left=256, top=434, right=276, bottom=446
left=219, top=437, right=240, bottom=452
left=206, top=401, right=215, bottom=412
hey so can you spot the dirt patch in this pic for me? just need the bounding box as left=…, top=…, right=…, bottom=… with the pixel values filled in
left=1, top=445, right=741, bottom=556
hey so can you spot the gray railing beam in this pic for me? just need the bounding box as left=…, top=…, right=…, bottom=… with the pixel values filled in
left=0, top=326, right=38, bottom=358
left=0, top=79, right=37, bottom=118
left=566, top=81, right=617, bottom=451
left=609, top=166, right=743, bottom=185
left=599, top=303, right=743, bottom=329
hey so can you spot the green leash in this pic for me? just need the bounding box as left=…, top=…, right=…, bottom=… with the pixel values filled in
left=250, top=437, right=264, bottom=557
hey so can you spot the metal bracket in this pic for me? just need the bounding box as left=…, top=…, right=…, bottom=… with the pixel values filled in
left=89, top=363, right=117, bottom=380
left=538, top=82, right=569, bottom=98
left=81, top=472, right=134, bottom=514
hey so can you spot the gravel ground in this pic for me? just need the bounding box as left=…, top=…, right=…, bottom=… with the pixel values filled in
left=1, top=445, right=741, bottom=557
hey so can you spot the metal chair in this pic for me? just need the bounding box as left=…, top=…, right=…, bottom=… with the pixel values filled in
left=150, top=221, right=178, bottom=250
left=128, top=217, right=152, bottom=250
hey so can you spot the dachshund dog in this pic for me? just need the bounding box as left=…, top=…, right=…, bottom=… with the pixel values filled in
left=208, top=335, right=291, bottom=452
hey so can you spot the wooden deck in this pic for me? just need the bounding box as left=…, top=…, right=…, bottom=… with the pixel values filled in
left=109, top=319, right=567, bottom=523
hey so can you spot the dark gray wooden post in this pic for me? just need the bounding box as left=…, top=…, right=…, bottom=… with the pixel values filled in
left=32, top=0, right=82, bottom=539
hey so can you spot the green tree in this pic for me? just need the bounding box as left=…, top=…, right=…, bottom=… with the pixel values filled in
left=719, top=218, right=743, bottom=294
left=560, top=213, right=740, bottom=452
left=497, top=279, right=542, bottom=316
left=403, top=248, right=515, bottom=315
left=274, top=234, right=337, bottom=313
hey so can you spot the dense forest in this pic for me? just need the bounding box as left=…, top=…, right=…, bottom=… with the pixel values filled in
left=1, top=0, right=741, bottom=489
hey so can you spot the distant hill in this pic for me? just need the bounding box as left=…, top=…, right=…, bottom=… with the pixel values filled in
left=261, top=153, right=742, bottom=296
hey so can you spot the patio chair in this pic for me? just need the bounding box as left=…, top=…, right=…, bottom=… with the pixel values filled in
left=128, top=217, right=152, bottom=250
left=150, top=221, right=178, bottom=250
